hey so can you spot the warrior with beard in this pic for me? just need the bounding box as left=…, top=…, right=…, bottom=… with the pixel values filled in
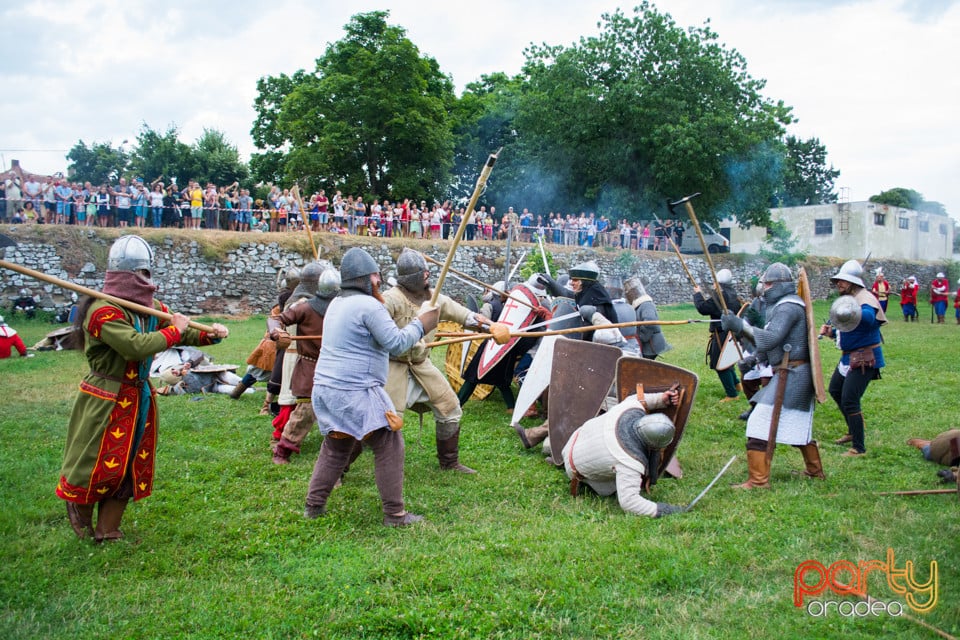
left=383, top=249, right=502, bottom=473
left=304, top=247, right=439, bottom=527
left=56, top=235, right=229, bottom=542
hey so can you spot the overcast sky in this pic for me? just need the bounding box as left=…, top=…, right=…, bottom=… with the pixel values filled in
left=1, top=0, right=957, bottom=217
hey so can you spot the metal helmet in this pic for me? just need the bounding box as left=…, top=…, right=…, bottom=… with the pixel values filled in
left=19, top=288, right=28, bottom=297
left=525, top=274, right=547, bottom=297
left=830, top=295, right=862, bottom=332
left=616, top=409, right=676, bottom=458
left=716, top=268, right=733, bottom=285
left=292, top=261, right=325, bottom=299
left=569, top=261, right=600, bottom=282
left=623, top=276, right=648, bottom=305
left=830, top=259, right=864, bottom=288
left=603, top=274, right=624, bottom=299
left=107, top=235, right=154, bottom=276
left=760, top=262, right=795, bottom=305
left=483, top=280, right=505, bottom=303
left=317, top=267, right=341, bottom=299
left=277, top=265, right=301, bottom=292
left=339, top=247, right=380, bottom=282
left=396, top=249, right=428, bottom=291
left=556, top=273, right=570, bottom=289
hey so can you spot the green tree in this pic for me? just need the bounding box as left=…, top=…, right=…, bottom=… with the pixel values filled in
left=869, top=187, right=947, bottom=215
left=192, top=128, right=248, bottom=187
left=66, top=141, right=128, bottom=185
left=481, top=3, right=793, bottom=225
left=774, top=135, right=839, bottom=207
left=128, top=124, right=196, bottom=187
left=251, top=11, right=456, bottom=201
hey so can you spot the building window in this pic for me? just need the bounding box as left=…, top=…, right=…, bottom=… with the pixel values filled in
left=814, top=218, right=833, bottom=235
left=919, top=220, right=929, bottom=233
left=873, top=212, right=886, bottom=226
left=940, top=223, right=948, bottom=235
left=898, top=217, right=909, bottom=230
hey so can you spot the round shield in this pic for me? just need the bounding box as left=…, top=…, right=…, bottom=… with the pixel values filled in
left=549, top=297, right=587, bottom=332
left=830, top=295, right=862, bottom=332
left=613, top=301, right=636, bottom=338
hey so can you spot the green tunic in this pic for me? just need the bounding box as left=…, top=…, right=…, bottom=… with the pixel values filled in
left=56, top=299, right=217, bottom=505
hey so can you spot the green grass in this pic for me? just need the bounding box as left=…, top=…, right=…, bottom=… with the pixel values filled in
left=1, top=303, right=958, bottom=639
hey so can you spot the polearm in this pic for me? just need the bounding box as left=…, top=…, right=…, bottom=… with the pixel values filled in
left=0, top=256, right=217, bottom=334
left=289, top=184, right=318, bottom=260
left=765, top=344, right=792, bottom=463
left=425, top=318, right=716, bottom=348
left=422, top=252, right=538, bottom=311
left=668, top=193, right=727, bottom=312
left=651, top=210, right=698, bottom=288
left=430, top=149, right=501, bottom=307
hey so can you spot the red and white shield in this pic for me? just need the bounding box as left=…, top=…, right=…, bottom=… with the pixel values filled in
left=477, top=283, right=539, bottom=379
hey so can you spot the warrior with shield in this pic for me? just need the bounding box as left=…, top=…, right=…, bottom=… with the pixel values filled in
left=722, top=263, right=824, bottom=488
left=819, top=259, right=886, bottom=457
left=694, top=268, right=743, bottom=402
left=384, top=249, right=504, bottom=473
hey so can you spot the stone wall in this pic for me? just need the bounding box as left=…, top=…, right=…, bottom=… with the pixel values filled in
left=0, top=227, right=945, bottom=318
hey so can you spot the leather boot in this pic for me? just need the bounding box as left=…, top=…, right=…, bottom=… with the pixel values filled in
left=94, top=497, right=129, bottom=543
left=515, top=423, right=549, bottom=449
left=66, top=502, right=95, bottom=539
left=437, top=431, right=477, bottom=473
left=229, top=382, right=249, bottom=399
left=732, top=449, right=770, bottom=489
left=260, top=393, right=273, bottom=416
left=273, top=437, right=299, bottom=465
left=798, top=441, right=825, bottom=479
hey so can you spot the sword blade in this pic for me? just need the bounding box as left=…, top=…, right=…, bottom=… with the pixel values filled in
left=685, top=455, right=737, bottom=512
left=523, top=310, right=581, bottom=332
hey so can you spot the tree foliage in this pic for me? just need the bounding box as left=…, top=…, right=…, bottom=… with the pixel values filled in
left=66, top=141, right=128, bottom=185
left=773, top=135, right=839, bottom=207
left=250, top=11, right=456, bottom=201
left=474, top=2, right=794, bottom=225
left=128, top=124, right=196, bottom=187
left=870, top=187, right=946, bottom=215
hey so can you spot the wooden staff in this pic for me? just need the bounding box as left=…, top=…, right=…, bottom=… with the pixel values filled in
left=290, top=184, right=318, bottom=260
left=652, top=210, right=698, bottom=288
left=425, top=318, right=711, bottom=348
left=429, top=149, right=501, bottom=307
left=669, top=193, right=727, bottom=312
left=878, top=489, right=958, bottom=497
left=0, top=258, right=217, bottom=333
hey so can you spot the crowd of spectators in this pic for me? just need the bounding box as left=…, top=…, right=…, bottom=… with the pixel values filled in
left=0, top=171, right=686, bottom=249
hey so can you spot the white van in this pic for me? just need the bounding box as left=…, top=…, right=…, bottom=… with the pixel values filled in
left=677, top=222, right=730, bottom=254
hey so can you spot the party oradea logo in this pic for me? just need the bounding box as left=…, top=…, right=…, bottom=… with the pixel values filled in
left=794, top=548, right=938, bottom=617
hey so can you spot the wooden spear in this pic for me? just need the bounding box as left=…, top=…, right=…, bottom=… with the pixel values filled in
left=421, top=252, right=537, bottom=311
left=651, top=209, right=698, bottom=288
left=429, top=149, right=501, bottom=307
left=290, top=184, right=318, bottom=260
left=0, top=257, right=217, bottom=333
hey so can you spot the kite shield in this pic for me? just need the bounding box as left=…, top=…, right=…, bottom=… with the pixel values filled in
left=615, top=356, right=699, bottom=477
left=547, top=338, right=621, bottom=464
left=797, top=267, right=826, bottom=403
left=477, top=283, right=539, bottom=379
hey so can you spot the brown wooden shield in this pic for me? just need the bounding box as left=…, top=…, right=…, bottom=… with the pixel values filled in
left=798, top=267, right=827, bottom=403
left=547, top=338, right=622, bottom=465
left=477, top=284, right=539, bottom=379
left=615, top=356, right=699, bottom=477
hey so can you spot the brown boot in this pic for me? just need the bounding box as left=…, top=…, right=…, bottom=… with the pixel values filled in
left=66, top=502, right=95, bottom=539
left=437, top=431, right=477, bottom=473
left=273, top=437, right=299, bottom=465
left=515, top=423, right=549, bottom=449
left=259, top=393, right=273, bottom=416
left=229, top=382, right=249, bottom=399
left=732, top=449, right=770, bottom=489
left=798, top=441, right=825, bottom=479
left=94, top=497, right=129, bottom=543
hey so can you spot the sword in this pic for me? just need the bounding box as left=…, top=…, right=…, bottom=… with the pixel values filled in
left=537, top=234, right=551, bottom=278
left=684, top=455, right=737, bottom=512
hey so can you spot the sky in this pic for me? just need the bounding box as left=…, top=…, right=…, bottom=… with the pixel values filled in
left=1, top=0, right=958, bottom=217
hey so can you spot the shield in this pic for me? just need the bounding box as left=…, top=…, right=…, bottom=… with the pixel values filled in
left=797, top=267, right=827, bottom=403
left=465, top=294, right=480, bottom=313
left=615, top=356, right=699, bottom=478
left=441, top=321, right=492, bottom=401
left=477, top=283, right=539, bottom=379
left=190, top=364, right=239, bottom=374
left=613, top=300, right=636, bottom=339
left=549, top=297, right=588, bottom=332
left=548, top=338, right=622, bottom=465
left=510, top=335, right=558, bottom=425
left=715, top=332, right=741, bottom=371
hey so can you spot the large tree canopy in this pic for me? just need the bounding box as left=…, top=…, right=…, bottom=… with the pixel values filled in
left=473, top=3, right=794, bottom=225
left=774, top=135, right=839, bottom=207
left=250, top=11, right=456, bottom=201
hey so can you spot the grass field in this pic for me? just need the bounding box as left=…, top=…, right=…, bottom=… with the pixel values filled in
left=0, top=299, right=957, bottom=639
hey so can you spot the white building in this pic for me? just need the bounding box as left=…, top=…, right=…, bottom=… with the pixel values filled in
left=725, top=201, right=954, bottom=262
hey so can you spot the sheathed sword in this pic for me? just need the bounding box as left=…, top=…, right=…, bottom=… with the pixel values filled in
left=766, top=344, right=792, bottom=463
left=684, top=455, right=738, bottom=512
